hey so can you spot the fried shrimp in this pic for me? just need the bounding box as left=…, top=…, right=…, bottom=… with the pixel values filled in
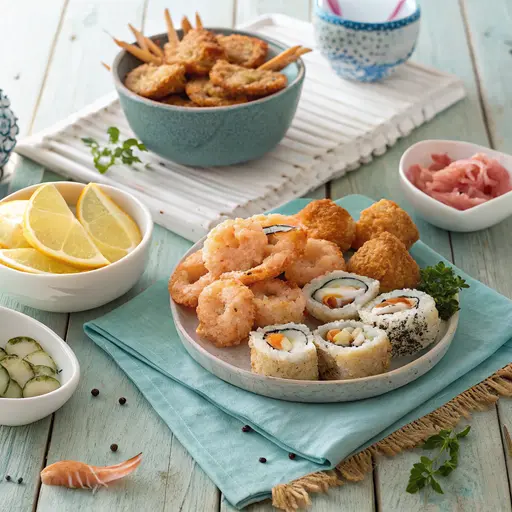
left=250, top=278, right=306, bottom=327
left=296, top=199, right=356, bottom=252
left=353, top=199, right=420, bottom=250
left=169, top=250, right=215, bottom=308
left=202, top=218, right=268, bottom=276
left=185, top=78, right=248, bottom=107
left=165, top=29, right=225, bottom=75
left=124, top=63, right=186, bottom=99
left=160, top=94, right=196, bottom=107
left=285, top=238, right=346, bottom=287
left=196, top=279, right=255, bottom=347
left=217, top=34, right=268, bottom=68
left=210, top=60, right=287, bottom=97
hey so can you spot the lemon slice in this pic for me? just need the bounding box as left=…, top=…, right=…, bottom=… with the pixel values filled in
left=0, top=201, right=32, bottom=249
left=23, top=184, right=110, bottom=269
left=0, top=248, right=82, bottom=274
left=76, top=183, right=142, bottom=263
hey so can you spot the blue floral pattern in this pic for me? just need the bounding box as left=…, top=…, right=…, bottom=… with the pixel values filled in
left=0, top=90, right=19, bottom=169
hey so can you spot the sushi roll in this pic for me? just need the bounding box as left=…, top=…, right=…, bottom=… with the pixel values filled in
left=313, top=321, right=391, bottom=380
left=303, top=271, right=379, bottom=323
left=358, top=289, right=440, bottom=357
left=249, top=323, right=318, bottom=380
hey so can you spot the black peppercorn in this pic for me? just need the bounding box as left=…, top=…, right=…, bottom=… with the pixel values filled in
left=259, top=457, right=267, bottom=464
left=118, top=397, right=126, bottom=405
left=5, top=475, right=11, bottom=482
left=110, top=443, right=118, bottom=452
left=17, top=478, right=23, bottom=484
left=91, top=388, right=99, bottom=397
left=288, top=453, right=296, bottom=460
left=242, top=425, right=252, bottom=433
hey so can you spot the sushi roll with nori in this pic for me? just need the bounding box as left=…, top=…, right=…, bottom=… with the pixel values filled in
left=313, top=321, right=391, bottom=380
left=249, top=323, right=318, bottom=380
left=358, top=289, right=440, bottom=357
left=303, top=271, right=379, bottom=323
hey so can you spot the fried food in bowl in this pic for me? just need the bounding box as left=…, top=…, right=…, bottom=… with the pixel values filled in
left=347, top=232, right=420, bottom=293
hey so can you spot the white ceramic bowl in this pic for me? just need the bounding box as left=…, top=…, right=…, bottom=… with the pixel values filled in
left=0, top=306, right=80, bottom=426
left=0, top=182, right=153, bottom=312
left=399, top=140, right=512, bottom=232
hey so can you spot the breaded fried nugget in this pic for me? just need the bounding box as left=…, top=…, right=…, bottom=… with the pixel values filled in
left=348, top=232, right=420, bottom=293
left=164, top=29, right=225, bottom=75
left=210, top=60, right=287, bottom=97
left=185, top=78, right=248, bottom=107
left=217, top=34, right=268, bottom=68
left=160, top=94, right=196, bottom=107
left=353, top=199, right=419, bottom=250
left=295, top=199, right=356, bottom=252
left=125, top=63, right=186, bottom=99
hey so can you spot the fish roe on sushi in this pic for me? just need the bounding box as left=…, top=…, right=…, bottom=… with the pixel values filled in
left=313, top=321, right=391, bottom=380
left=303, top=270, right=379, bottom=323
left=249, top=323, right=318, bottom=380
left=358, top=289, right=440, bottom=357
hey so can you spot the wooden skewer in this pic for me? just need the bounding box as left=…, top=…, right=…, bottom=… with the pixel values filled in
left=113, top=38, right=161, bottom=65
left=101, top=62, right=111, bottom=71
left=145, top=35, right=164, bottom=58
left=164, top=8, right=179, bottom=48
left=195, top=12, right=203, bottom=29
left=258, top=46, right=301, bottom=71
left=181, top=16, right=193, bottom=34
left=128, top=23, right=149, bottom=52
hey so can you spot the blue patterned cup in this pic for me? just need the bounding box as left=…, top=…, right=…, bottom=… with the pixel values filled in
left=314, top=0, right=420, bottom=82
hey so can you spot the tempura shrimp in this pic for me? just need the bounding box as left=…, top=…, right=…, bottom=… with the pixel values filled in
left=124, top=63, right=186, bottom=99
left=250, top=278, right=306, bottom=327
left=169, top=250, right=215, bottom=308
left=196, top=279, right=255, bottom=347
left=202, top=218, right=268, bottom=276
left=285, top=238, right=346, bottom=287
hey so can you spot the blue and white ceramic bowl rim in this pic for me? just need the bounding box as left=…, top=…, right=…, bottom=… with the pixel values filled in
left=314, top=3, right=421, bottom=31
left=113, top=29, right=306, bottom=112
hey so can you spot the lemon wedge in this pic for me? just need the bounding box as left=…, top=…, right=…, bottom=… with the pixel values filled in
left=76, top=183, right=142, bottom=263
left=23, top=184, right=110, bottom=269
left=0, top=248, right=82, bottom=274
left=0, top=201, right=32, bottom=249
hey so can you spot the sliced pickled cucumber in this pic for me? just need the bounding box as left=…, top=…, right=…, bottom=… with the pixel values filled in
left=23, top=350, right=56, bottom=371
left=0, top=366, right=9, bottom=395
left=1, top=356, right=35, bottom=388
left=0, top=348, right=7, bottom=361
left=6, top=337, right=42, bottom=359
left=2, top=379, right=22, bottom=398
left=33, top=365, right=56, bottom=378
left=23, top=376, right=60, bottom=398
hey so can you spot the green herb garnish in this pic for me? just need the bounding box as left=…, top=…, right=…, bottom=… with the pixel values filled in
left=82, top=127, right=147, bottom=174
left=418, top=262, right=469, bottom=320
left=407, top=426, right=471, bottom=497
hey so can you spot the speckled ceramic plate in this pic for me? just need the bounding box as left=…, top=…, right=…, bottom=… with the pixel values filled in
left=171, top=243, right=459, bottom=403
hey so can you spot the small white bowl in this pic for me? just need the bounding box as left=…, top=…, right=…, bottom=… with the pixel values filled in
left=399, top=140, right=512, bottom=232
left=0, top=182, right=153, bottom=312
left=0, top=306, right=80, bottom=426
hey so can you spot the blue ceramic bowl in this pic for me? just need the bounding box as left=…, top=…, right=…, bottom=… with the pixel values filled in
left=313, top=0, right=420, bottom=82
left=113, top=29, right=305, bottom=167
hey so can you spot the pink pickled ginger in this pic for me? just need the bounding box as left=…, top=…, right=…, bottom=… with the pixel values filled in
left=406, top=152, right=512, bottom=210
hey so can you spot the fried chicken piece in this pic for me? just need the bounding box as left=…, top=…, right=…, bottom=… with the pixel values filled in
left=295, top=199, right=356, bottom=252
left=217, top=34, right=268, bottom=68
left=160, top=94, right=196, bottom=107
left=124, top=63, right=186, bottom=99
left=164, top=29, right=225, bottom=76
left=353, top=199, right=419, bottom=250
left=185, top=78, right=249, bottom=107
left=348, top=232, right=420, bottom=293
left=210, top=60, right=287, bottom=97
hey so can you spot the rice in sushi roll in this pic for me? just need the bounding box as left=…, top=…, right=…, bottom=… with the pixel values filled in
left=313, top=321, right=391, bottom=380
left=249, top=323, right=318, bottom=380
left=358, top=289, right=440, bottom=357
left=303, top=271, right=379, bottom=323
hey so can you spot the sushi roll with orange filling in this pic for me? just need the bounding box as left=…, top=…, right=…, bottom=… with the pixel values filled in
left=249, top=323, right=318, bottom=380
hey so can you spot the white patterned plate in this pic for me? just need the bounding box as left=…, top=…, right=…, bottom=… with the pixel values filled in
left=171, top=242, right=459, bottom=403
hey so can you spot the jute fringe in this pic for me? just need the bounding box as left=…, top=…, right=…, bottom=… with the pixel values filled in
left=272, top=363, right=512, bottom=511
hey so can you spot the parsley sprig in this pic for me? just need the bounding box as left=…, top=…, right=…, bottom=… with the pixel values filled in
left=407, top=426, right=471, bottom=497
left=418, top=262, right=469, bottom=320
left=82, top=127, right=147, bottom=174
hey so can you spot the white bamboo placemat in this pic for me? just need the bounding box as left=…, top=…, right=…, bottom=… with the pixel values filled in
left=15, top=14, right=465, bottom=242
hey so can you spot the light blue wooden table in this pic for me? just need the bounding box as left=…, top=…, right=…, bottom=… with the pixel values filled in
left=1, top=0, right=512, bottom=510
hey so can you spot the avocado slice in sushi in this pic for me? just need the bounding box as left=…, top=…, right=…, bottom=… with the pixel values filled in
left=24, top=350, right=57, bottom=371
left=33, top=365, right=57, bottom=378
left=0, top=348, right=7, bottom=361
left=6, top=337, right=43, bottom=359
left=2, top=379, right=23, bottom=398
left=23, top=376, right=61, bottom=398
left=0, top=366, right=9, bottom=395
left=1, top=356, right=35, bottom=388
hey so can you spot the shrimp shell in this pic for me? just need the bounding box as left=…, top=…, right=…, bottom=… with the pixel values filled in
left=40, top=453, right=142, bottom=490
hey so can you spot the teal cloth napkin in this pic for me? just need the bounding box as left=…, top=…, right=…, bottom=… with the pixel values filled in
left=84, top=195, right=512, bottom=509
